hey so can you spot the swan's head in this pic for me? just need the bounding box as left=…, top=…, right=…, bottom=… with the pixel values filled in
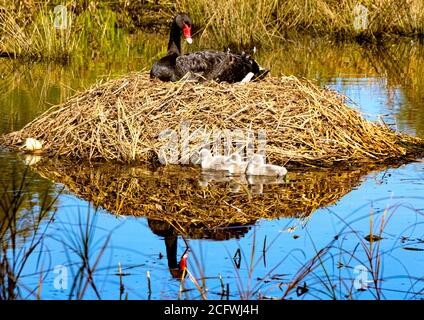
left=175, top=13, right=192, bottom=44
left=249, top=154, right=265, bottom=165
left=229, top=153, right=242, bottom=163
left=199, top=149, right=211, bottom=161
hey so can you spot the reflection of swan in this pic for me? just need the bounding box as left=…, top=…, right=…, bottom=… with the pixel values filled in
left=198, top=171, right=232, bottom=187
left=198, top=169, right=287, bottom=194
left=247, top=175, right=286, bottom=185
left=147, top=219, right=252, bottom=278
left=225, top=153, right=248, bottom=175
left=165, top=236, right=188, bottom=279
left=247, top=175, right=287, bottom=195
left=199, top=149, right=230, bottom=171
left=250, top=184, right=264, bottom=195
left=246, top=154, right=287, bottom=177
left=228, top=175, right=249, bottom=193
left=199, top=171, right=249, bottom=193
left=23, top=154, right=42, bottom=166
left=147, top=220, right=188, bottom=279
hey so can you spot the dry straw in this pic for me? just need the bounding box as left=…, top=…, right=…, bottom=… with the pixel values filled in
left=1, top=72, right=423, bottom=167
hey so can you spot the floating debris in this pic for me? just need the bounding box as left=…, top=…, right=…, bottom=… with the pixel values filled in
left=402, top=247, right=424, bottom=251
left=364, top=234, right=384, bottom=242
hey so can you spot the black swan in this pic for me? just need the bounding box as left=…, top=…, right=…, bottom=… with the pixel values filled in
left=150, top=13, right=269, bottom=83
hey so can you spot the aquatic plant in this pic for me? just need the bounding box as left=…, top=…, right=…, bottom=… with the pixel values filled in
left=179, top=198, right=424, bottom=300
left=0, top=166, right=60, bottom=299
left=55, top=207, right=112, bottom=300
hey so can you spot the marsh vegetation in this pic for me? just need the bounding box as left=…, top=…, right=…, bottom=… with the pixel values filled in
left=0, top=0, right=424, bottom=300
left=1, top=0, right=424, bottom=62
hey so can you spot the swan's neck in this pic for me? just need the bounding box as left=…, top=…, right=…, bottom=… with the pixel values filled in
left=167, top=22, right=181, bottom=55
left=247, top=159, right=262, bottom=170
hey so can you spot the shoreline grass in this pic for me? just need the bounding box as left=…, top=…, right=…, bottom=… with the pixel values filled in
left=1, top=1, right=424, bottom=62
left=0, top=1, right=125, bottom=62
left=177, top=0, right=424, bottom=48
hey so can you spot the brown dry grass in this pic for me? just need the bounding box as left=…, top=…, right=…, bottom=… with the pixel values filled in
left=1, top=72, right=423, bottom=167
left=178, top=0, right=424, bottom=47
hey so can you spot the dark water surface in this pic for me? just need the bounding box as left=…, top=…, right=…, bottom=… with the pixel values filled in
left=0, top=36, right=423, bottom=300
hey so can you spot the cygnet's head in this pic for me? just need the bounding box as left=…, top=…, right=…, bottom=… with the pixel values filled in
left=249, top=154, right=265, bottom=164
left=199, top=149, right=212, bottom=160
left=229, top=153, right=242, bottom=163
left=280, top=167, right=288, bottom=176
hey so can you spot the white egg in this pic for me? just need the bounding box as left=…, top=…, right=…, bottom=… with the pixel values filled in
left=23, top=138, right=43, bottom=152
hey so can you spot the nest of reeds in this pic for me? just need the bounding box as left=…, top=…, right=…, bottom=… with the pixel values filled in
left=1, top=72, right=423, bottom=167
left=29, top=157, right=375, bottom=237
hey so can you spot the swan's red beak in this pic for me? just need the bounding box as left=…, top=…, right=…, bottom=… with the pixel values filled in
left=183, top=23, right=192, bottom=44
left=179, top=252, right=188, bottom=271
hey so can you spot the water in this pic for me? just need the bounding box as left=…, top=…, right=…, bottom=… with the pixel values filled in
left=1, top=36, right=423, bottom=300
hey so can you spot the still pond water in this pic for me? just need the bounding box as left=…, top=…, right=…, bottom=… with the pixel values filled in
left=1, top=36, right=423, bottom=300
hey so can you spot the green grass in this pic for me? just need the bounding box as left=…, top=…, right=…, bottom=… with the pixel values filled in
left=0, top=2, right=125, bottom=62
left=0, top=165, right=60, bottom=299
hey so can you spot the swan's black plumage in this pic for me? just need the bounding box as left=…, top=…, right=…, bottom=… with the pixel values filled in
left=150, top=13, right=269, bottom=83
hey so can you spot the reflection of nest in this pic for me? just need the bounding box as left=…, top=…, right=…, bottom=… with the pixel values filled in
left=31, top=158, right=377, bottom=237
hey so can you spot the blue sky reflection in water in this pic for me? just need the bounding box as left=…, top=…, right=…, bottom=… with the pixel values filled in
left=0, top=39, right=423, bottom=300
